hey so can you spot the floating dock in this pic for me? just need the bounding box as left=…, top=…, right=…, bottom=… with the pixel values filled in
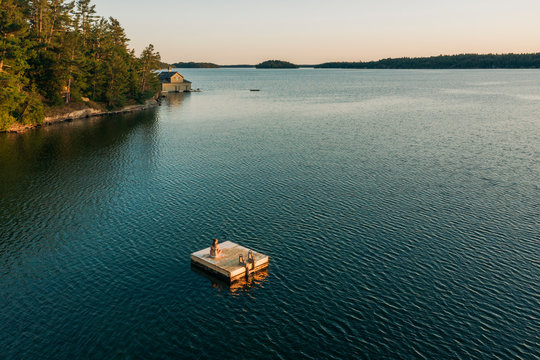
left=190, top=241, right=269, bottom=282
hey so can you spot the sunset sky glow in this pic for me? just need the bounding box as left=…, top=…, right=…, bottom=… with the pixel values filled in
left=91, top=0, right=540, bottom=64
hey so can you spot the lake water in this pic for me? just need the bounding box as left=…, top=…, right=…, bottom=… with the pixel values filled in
left=0, top=69, right=538, bottom=359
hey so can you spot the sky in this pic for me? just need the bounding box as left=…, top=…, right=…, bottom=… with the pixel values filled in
left=90, top=0, right=540, bottom=65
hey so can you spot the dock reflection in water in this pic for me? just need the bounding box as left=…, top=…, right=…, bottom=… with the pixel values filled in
left=162, top=92, right=189, bottom=108
left=190, top=264, right=269, bottom=294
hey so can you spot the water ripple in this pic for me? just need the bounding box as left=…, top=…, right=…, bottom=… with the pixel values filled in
left=1, top=70, right=539, bottom=359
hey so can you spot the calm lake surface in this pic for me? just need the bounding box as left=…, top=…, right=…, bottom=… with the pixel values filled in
left=0, top=69, right=538, bottom=359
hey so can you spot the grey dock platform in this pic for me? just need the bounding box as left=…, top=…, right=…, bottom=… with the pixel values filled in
left=190, top=241, right=269, bottom=282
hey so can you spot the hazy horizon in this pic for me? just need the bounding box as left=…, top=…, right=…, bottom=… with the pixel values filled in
left=91, top=0, right=540, bottom=65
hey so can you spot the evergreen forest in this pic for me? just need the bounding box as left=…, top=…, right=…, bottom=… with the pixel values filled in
left=0, top=0, right=163, bottom=130
left=316, top=53, right=540, bottom=69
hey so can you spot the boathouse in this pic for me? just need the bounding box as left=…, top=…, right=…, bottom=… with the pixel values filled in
left=159, top=68, right=192, bottom=92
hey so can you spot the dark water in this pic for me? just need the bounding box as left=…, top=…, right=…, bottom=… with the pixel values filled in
left=0, top=69, right=538, bottom=359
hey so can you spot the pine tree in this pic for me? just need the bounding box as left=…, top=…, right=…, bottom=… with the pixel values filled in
left=74, top=0, right=97, bottom=41
left=139, top=44, right=161, bottom=97
left=28, top=0, right=75, bottom=105
left=101, top=18, right=131, bottom=108
left=87, top=17, right=108, bottom=101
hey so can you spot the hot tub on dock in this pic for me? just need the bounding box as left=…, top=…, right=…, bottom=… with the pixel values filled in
left=190, top=241, right=269, bottom=282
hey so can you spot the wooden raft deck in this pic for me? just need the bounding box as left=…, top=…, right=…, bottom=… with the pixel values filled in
left=190, top=241, right=269, bottom=282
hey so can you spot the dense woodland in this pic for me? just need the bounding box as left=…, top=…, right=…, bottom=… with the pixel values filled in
left=0, top=0, right=162, bottom=130
left=316, top=54, right=540, bottom=69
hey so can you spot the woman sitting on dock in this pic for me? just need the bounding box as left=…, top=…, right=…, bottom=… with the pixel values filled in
left=210, top=238, right=222, bottom=258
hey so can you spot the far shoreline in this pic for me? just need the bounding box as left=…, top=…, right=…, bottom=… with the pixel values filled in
left=172, top=53, right=540, bottom=69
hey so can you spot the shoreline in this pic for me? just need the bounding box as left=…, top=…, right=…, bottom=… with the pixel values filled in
left=2, top=99, right=158, bottom=134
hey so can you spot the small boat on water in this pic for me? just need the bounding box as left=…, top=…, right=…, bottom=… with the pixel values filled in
left=250, top=89, right=260, bottom=91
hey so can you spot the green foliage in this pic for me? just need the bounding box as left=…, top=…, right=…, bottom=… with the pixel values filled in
left=20, top=87, right=45, bottom=125
left=255, top=60, right=299, bottom=69
left=316, top=53, right=540, bottom=69
left=0, top=74, right=25, bottom=130
left=0, top=111, right=16, bottom=131
left=1, top=0, right=164, bottom=130
left=0, top=75, right=44, bottom=129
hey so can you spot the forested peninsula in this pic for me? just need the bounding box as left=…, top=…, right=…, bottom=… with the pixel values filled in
left=316, top=53, right=540, bottom=69
left=0, top=0, right=162, bottom=131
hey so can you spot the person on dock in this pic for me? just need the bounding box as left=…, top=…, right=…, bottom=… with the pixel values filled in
left=210, top=238, right=222, bottom=258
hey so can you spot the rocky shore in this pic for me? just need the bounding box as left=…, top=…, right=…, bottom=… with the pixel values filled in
left=3, top=99, right=158, bottom=133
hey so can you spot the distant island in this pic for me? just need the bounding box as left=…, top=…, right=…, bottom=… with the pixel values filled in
left=316, top=53, right=540, bottom=69
left=172, top=62, right=220, bottom=68
left=255, top=60, right=299, bottom=69
left=170, top=60, right=301, bottom=69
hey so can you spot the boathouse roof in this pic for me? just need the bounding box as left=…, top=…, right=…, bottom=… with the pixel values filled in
left=158, top=71, right=192, bottom=84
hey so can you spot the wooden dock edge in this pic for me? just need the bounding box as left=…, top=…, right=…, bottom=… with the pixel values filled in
left=191, top=259, right=269, bottom=283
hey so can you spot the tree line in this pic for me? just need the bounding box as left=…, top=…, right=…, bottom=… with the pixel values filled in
left=0, top=0, right=163, bottom=130
left=315, top=53, right=540, bottom=69
left=171, top=62, right=219, bottom=68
